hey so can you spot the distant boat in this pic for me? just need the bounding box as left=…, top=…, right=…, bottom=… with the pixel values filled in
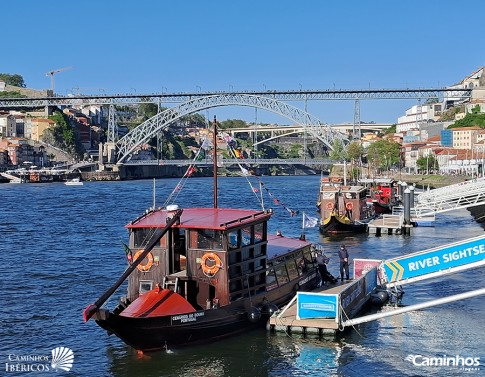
left=318, top=180, right=374, bottom=234
left=64, top=177, right=83, bottom=186
left=359, top=178, right=400, bottom=215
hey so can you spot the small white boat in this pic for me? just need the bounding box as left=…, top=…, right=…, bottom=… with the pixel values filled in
left=64, top=177, right=83, bottom=186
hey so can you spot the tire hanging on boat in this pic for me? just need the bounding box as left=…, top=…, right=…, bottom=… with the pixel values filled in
left=201, top=252, right=223, bottom=277
left=326, top=202, right=334, bottom=211
left=345, top=202, right=353, bottom=211
left=134, top=250, right=154, bottom=272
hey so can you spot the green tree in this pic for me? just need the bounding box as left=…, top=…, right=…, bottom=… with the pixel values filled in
left=448, top=112, right=485, bottom=128
left=416, top=155, right=438, bottom=173
left=367, top=139, right=401, bottom=173
left=45, top=111, right=82, bottom=158
left=0, top=73, right=26, bottom=87
left=0, top=91, right=26, bottom=98
left=329, top=139, right=347, bottom=162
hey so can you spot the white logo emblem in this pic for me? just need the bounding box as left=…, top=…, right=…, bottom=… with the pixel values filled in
left=51, top=347, right=74, bottom=372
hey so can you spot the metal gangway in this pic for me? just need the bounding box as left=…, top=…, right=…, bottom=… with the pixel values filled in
left=342, top=234, right=485, bottom=327
left=412, top=177, right=485, bottom=217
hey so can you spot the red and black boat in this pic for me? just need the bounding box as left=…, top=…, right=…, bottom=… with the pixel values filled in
left=360, top=178, right=399, bottom=215
left=318, top=181, right=374, bottom=234
left=83, top=118, right=320, bottom=351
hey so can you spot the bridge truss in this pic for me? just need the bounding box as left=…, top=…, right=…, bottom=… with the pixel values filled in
left=0, top=88, right=472, bottom=108
left=116, top=94, right=347, bottom=163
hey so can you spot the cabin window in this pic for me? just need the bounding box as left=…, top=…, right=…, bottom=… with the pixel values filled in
left=274, top=264, right=289, bottom=285
left=285, top=257, right=299, bottom=280
left=266, top=268, right=278, bottom=290
left=295, top=254, right=305, bottom=274
left=190, top=229, right=223, bottom=250
left=254, top=223, right=264, bottom=243
left=241, top=226, right=252, bottom=246
left=303, top=249, right=315, bottom=269
left=133, top=228, right=153, bottom=248
left=139, top=280, right=153, bottom=295
left=227, top=230, right=239, bottom=250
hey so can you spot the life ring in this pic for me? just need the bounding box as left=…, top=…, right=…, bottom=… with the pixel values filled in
left=345, top=202, right=353, bottom=211
left=326, top=202, right=334, bottom=211
left=134, top=250, right=154, bottom=272
left=201, top=252, right=223, bottom=277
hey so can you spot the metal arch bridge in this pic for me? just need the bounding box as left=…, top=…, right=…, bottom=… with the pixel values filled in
left=116, top=93, right=348, bottom=163
left=0, top=88, right=472, bottom=107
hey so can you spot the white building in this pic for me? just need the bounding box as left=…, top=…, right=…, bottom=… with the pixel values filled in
left=0, top=114, right=16, bottom=136
left=396, top=103, right=443, bottom=133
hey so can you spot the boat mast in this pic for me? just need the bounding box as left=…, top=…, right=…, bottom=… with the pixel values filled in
left=213, top=115, right=218, bottom=208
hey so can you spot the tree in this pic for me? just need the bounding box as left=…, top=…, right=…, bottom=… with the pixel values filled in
left=416, top=155, right=438, bottom=174
left=367, top=139, right=401, bottom=173
left=0, top=73, right=26, bottom=87
left=329, top=139, right=347, bottom=162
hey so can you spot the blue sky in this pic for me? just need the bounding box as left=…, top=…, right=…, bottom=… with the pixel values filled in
left=3, top=1, right=484, bottom=125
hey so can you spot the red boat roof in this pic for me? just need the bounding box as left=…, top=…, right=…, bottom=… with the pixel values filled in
left=267, top=234, right=312, bottom=258
left=126, top=207, right=271, bottom=231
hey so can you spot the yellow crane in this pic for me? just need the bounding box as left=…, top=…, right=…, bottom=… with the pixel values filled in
left=45, top=66, right=72, bottom=94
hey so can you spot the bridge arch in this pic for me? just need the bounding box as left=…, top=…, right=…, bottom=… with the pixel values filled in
left=116, top=93, right=348, bottom=163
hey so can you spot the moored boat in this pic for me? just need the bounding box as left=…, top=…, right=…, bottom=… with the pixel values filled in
left=360, top=178, right=399, bottom=215
left=83, top=117, right=320, bottom=351
left=85, top=206, right=319, bottom=350
left=318, top=181, right=374, bottom=234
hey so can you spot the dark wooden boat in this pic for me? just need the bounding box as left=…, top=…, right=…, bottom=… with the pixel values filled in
left=85, top=208, right=319, bottom=351
left=84, top=117, right=320, bottom=351
left=318, top=181, right=374, bottom=234
left=321, top=212, right=367, bottom=233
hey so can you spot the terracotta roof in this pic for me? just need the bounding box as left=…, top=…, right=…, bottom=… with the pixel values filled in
left=126, top=207, right=271, bottom=230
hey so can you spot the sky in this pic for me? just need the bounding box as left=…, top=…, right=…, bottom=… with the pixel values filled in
left=3, top=0, right=484, bottom=125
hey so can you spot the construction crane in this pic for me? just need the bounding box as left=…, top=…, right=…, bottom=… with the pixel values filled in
left=45, top=66, right=72, bottom=94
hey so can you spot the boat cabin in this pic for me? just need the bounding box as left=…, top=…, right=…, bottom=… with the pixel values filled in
left=124, top=207, right=315, bottom=311
left=319, top=184, right=371, bottom=222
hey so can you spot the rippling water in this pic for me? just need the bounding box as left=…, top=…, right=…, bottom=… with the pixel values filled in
left=1, top=176, right=484, bottom=376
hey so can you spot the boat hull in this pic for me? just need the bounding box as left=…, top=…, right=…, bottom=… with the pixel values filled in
left=320, top=213, right=368, bottom=234
left=95, top=274, right=319, bottom=351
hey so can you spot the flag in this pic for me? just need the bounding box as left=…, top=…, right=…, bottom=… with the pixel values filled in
left=303, top=212, right=319, bottom=228
left=201, top=138, right=212, bottom=150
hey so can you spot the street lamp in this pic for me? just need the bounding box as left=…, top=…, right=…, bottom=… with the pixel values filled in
left=196, top=85, right=201, bottom=93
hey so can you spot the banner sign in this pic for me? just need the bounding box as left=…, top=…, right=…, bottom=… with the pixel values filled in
left=296, top=292, right=338, bottom=320
left=354, top=258, right=383, bottom=280
left=382, top=235, right=485, bottom=284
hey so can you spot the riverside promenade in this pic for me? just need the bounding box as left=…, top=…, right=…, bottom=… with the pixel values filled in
left=391, top=173, right=473, bottom=188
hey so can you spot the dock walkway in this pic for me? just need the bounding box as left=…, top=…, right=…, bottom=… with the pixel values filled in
left=268, top=282, right=352, bottom=335
left=269, top=266, right=379, bottom=337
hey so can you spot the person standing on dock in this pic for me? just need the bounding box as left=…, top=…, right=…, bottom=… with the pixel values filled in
left=338, top=245, right=350, bottom=281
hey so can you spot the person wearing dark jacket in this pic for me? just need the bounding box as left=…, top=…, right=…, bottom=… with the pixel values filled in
left=316, top=251, right=337, bottom=285
left=338, top=244, right=350, bottom=280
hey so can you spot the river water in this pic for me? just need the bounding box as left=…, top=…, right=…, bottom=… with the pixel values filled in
left=1, top=175, right=484, bottom=376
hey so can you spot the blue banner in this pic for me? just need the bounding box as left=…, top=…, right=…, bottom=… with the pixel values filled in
left=296, top=292, right=338, bottom=319
left=383, top=235, right=485, bottom=283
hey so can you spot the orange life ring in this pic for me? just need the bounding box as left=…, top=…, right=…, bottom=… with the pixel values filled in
left=201, top=252, right=223, bottom=277
left=345, top=202, right=353, bottom=211
left=326, top=202, right=334, bottom=211
left=134, top=250, right=154, bottom=272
